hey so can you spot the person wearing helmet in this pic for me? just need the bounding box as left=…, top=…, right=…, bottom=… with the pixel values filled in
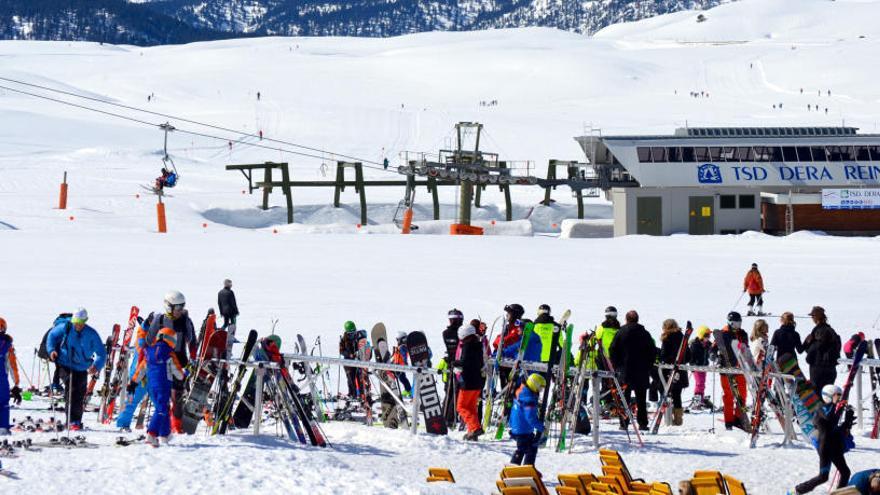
left=339, top=321, right=364, bottom=399
left=743, top=263, right=766, bottom=316
left=128, top=325, right=184, bottom=446
left=217, top=279, right=239, bottom=330
left=608, top=310, right=656, bottom=430
left=792, top=384, right=854, bottom=494
left=46, top=307, right=107, bottom=431
left=509, top=373, right=546, bottom=466
left=596, top=306, right=621, bottom=357
left=714, top=311, right=749, bottom=430
left=441, top=309, right=464, bottom=427
left=391, top=331, right=412, bottom=397
left=770, top=312, right=804, bottom=361
left=804, top=306, right=841, bottom=392
left=147, top=291, right=197, bottom=434
left=531, top=304, right=558, bottom=364
left=688, top=325, right=714, bottom=411
left=0, top=317, right=22, bottom=435
left=494, top=304, right=528, bottom=391
left=452, top=323, right=485, bottom=440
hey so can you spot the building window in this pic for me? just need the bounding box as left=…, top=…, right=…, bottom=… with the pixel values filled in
left=650, top=147, right=667, bottom=162
left=720, top=195, right=736, bottom=209
left=869, top=146, right=880, bottom=161
left=694, top=147, right=710, bottom=161
left=637, top=147, right=651, bottom=163
left=667, top=147, right=683, bottom=162
left=796, top=146, right=812, bottom=161
left=811, top=146, right=828, bottom=162
left=739, top=195, right=756, bottom=209
left=855, top=146, right=870, bottom=161
left=782, top=147, right=798, bottom=162
left=827, top=146, right=855, bottom=161
left=682, top=147, right=695, bottom=162
left=734, top=147, right=754, bottom=161
left=721, top=147, right=736, bottom=161
left=709, top=147, right=723, bottom=161
left=753, top=146, right=773, bottom=162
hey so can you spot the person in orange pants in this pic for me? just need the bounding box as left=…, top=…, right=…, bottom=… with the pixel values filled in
left=716, top=311, right=750, bottom=431
left=720, top=374, right=748, bottom=430
left=453, top=323, right=485, bottom=440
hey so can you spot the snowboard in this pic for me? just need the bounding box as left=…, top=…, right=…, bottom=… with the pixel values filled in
left=777, top=352, right=821, bottom=448
left=181, top=328, right=228, bottom=434
left=370, top=323, right=407, bottom=428
left=406, top=331, right=447, bottom=435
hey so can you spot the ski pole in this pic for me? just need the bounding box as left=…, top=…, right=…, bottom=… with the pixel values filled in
left=871, top=311, right=880, bottom=329
left=709, top=368, right=717, bottom=434
left=731, top=291, right=746, bottom=312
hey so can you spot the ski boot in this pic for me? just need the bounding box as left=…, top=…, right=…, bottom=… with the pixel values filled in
left=145, top=433, right=159, bottom=448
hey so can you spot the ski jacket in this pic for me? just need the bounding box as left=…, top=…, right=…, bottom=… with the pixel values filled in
left=217, top=287, right=239, bottom=319
left=339, top=331, right=360, bottom=359
left=843, top=336, right=863, bottom=359
left=46, top=321, right=107, bottom=372
left=574, top=333, right=599, bottom=370
left=805, top=323, right=841, bottom=367
left=501, top=330, right=542, bottom=362
left=659, top=331, right=691, bottom=388
left=493, top=321, right=523, bottom=352
left=0, top=334, right=19, bottom=386
left=714, top=326, right=747, bottom=367
left=509, top=384, right=543, bottom=435
left=453, top=336, right=485, bottom=391
left=770, top=324, right=803, bottom=358
left=689, top=338, right=711, bottom=366
left=133, top=328, right=184, bottom=385
left=148, top=312, right=197, bottom=361
left=595, top=318, right=620, bottom=355
left=743, top=270, right=764, bottom=295
left=442, top=324, right=461, bottom=361
left=814, top=402, right=854, bottom=456
left=532, top=314, right=557, bottom=363
left=847, top=470, right=879, bottom=494
left=609, top=323, right=656, bottom=390
left=392, top=344, right=408, bottom=366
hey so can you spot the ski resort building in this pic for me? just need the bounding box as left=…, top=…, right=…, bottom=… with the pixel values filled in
left=575, top=127, right=880, bottom=236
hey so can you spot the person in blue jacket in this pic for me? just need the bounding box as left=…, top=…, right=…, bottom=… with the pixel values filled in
left=0, top=317, right=22, bottom=435
left=46, top=308, right=106, bottom=430
left=847, top=469, right=880, bottom=495
left=128, top=326, right=183, bottom=446
left=509, top=373, right=546, bottom=466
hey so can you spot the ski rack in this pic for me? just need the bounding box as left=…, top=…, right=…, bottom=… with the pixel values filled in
left=208, top=359, right=283, bottom=437
left=838, top=357, right=880, bottom=431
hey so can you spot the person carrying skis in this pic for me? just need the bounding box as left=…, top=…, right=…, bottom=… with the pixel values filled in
left=128, top=326, right=184, bottom=446
left=46, top=308, right=107, bottom=431
left=453, top=323, right=485, bottom=440
left=509, top=374, right=546, bottom=466
left=715, top=311, right=749, bottom=430
left=804, top=306, right=841, bottom=392
left=770, top=312, right=804, bottom=360
left=217, top=279, right=239, bottom=330
left=0, top=318, right=22, bottom=435
left=391, top=331, right=412, bottom=397
left=147, top=291, right=197, bottom=434
left=847, top=469, right=880, bottom=494
left=743, top=263, right=765, bottom=316
left=494, top=304, right=527, bottom=390
left=441, top=309, right=463, bottom=427
left=791, top=384, right=855, bottom=493
left=609, top=310, right=656, bottom=430
left=688, top=326, right=713, bottom=411
left=339, top=321, right=362, bottom=399
left=658, top=319, right=691, bottom=426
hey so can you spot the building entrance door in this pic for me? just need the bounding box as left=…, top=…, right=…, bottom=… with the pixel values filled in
left=689, top=196, right=715, bottom=235
left=636, top=197, right=662, bottom=235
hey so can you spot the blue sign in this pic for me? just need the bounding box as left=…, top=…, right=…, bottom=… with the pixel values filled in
left=697, top=163, right=722, bottom=184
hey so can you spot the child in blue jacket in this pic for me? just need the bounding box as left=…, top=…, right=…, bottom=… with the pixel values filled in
left=128, top=326, right=183, bottom=446
left=509, top=373, right=546, bottom=466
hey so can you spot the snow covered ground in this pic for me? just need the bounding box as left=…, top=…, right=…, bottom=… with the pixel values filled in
left=3, top=0, right=880, bottom=492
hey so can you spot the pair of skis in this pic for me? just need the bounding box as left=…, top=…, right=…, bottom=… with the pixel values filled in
left=100, top=306, right=140, bottom=424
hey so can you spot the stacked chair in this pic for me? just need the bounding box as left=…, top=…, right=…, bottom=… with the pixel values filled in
left=681, top=470, right=749, bottom=495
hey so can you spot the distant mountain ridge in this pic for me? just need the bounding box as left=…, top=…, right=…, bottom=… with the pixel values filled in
left=0, top=0, right=727, bottom=46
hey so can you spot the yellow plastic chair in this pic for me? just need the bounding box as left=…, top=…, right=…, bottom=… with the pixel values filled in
left=723, top=475, right=747, bottom=495
left=556, top=487, right=582, bottom=495
left=689, top=477, right=725, bottom=495
left=426, top=467, right=455, bottom=483
left=650, top=482, right=673, bottom=495
left=587, top=482, right=614, bottom=495
left=558, top=474, right=588, bottom=495
left=600, top=465, right=652, bottom=494
left=501, top=466, right=549, bottom=495
left=501, top=487, right=540, bottom=495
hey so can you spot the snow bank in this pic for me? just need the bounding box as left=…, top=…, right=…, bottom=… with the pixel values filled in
left=559, top=218, right=613, bottom=238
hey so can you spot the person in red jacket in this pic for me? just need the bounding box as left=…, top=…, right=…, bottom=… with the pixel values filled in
left=743, top=263, right=766, bottom=316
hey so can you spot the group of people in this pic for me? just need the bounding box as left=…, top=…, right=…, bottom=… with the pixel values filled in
left=0, top=279, right=241, bottom=447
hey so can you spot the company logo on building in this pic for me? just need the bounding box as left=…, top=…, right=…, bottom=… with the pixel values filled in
left=697, top=163, right=723, bottom=184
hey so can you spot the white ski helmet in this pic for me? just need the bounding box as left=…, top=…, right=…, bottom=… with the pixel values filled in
left=396, top=331, right=407, bottom=341
left=164, top=290, right=186, bottom=313
left=821, top=384, right=843, bottom=404
left=458, top=324, right=476, bottom=340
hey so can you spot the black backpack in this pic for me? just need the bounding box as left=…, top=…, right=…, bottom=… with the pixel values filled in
left=38, top=313, right=73, bottom=360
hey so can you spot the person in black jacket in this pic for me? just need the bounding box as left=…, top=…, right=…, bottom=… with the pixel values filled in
left=804, top=306, right=841, bottom=392
left=217, top=279, right=239, bottom=329
left=793, top=384, right=854, bottom=494
left=609, top=310, right=656, bottom=430
left=453, top=323, right=485, bottom=440
left=659, top=319, right=691, bottom=425
left=770, top=311, right=804, bottom=360
left=442, top=308, right=463, bottom=427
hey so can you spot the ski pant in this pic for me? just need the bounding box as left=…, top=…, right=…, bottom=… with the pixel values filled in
left=692, top=371, right=707, bottom=396
left=795, top=450, right=850, bottom=493
left=456, top=389, right=481, bottom=433
left=116, top=383, right=148, bottom=429
left=148, top=379, right=172, bottom=438
left=670, top=387, right=683, bottom=409
left=0, top=374, right=9, bottom=429
left=624, top=386, right=649, bottom=429
left=747, top=293, right=763, bottom=309
left=510, top=433, right=540, bottom=466
left=170, top=378, right=185, bottom=433
left=721, top=374, right=747, bottom=424
left=58, top=365, right=88, bottom=424
left=396, top=372, right=411, bottom=394
left=344, top=367, right=359, bottom=398
left=222, top=316, right=235, bottom=329
left=809, top=366, right=837, bottom=394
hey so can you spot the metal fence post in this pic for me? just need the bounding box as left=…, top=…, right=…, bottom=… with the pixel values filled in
left=254, top=363, right=265, bottom=435
left=592, top=372, right=600, bottom=449
left=856, top=366, right=863, bottom=430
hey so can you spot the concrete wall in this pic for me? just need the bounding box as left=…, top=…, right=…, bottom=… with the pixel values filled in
left=611, top=187, right=761, bottom=236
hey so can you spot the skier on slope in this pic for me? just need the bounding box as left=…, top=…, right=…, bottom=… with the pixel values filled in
left=46, top=308, right=107, bottom=431
left=146, top=291, right=197, bottom=434
left=128, top=326, right=184, bottom=446
left=658, top=319, right=691, bottom=426
left=0, top=318, right=22, bottom=435
left=493, top=304, right=527, bottom=391
left=804, top=306, right=841, bottom=392
left=117, top=315, right=150, bottom=432
left=791, top=385, right=855, bottom=493
left=217, top=279, right=239, bottom=330
left=688, top=326, right=713, bottom=411
left=743, top=262, right=766, bottom=316
left=508, top=373, right=546, bottom=466
left=453, top=322, right=485, bottom=440
left=609, top=310, right=655, bottom=431
left=770, top=312, right=804, bottom=361
left=714, top=311, right=749, bottom=431
left=391, top=331, right=412, bottom=397
left=441, top=309, right=463, bottom=427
